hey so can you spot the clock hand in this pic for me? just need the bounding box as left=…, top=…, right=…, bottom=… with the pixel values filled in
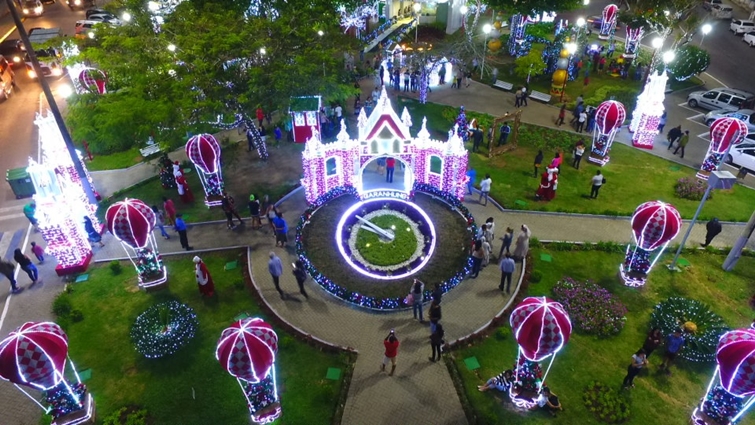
left=355, top=215, right=395, bottom=241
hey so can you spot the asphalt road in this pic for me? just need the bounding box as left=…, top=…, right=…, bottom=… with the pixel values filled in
left=0, top=0, right=86, bottom=227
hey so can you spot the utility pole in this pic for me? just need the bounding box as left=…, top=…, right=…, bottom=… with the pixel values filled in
left=723, top=210, right=755, bottom=271
left=5, top=0, right=99, bottom=205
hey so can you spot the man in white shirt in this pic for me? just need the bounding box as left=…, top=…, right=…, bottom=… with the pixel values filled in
left=335, top=104, right=343, bottom=120
left=590, top=170, right=604, bottom=199
left=479, top=174, right=492, bottom=206
left=576, top=111, right=587, bottom=133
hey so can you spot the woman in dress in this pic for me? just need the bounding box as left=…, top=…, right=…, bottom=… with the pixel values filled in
left=194, top=256, right=215, bottom=297
left=512, top=225, right=531, bottom=261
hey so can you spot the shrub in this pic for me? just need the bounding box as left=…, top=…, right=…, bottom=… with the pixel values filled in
left=52, top=294, right=72, bottom=317
left=102, top=406, right=150, bottom=425
left=553, top=277, right=628, bottom=337
left=584, top=85, right=638, bottom=113
left=667, top=45, right=711, bottom=82
left=529, top=269, right=543, bottom=283
left=674, top=177, right=713, bottom=201
left=70, top=309, right=84, bottom=323
left=109, top=260, right=123, bottom=275
left=583, top=381, right=631, bottom=423
left=650, top=297, right=729, bottom=362
left=131, top=301, right=198, bottom=359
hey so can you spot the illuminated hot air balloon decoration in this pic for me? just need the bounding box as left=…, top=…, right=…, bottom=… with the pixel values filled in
left=77, top=68, right=107, bottom=94
left=106, top=198, right=167, bottom=289
left=621, top=201, right=682, bottom=287
left=589, top=100, right=625, bottom=166
left=697, top=117, right=748, bottom=180
left=186, top=134, right=224, bottom=206
left=216, top=318, right=281, bottom=423
left=599, top=4, right=619, bottom=39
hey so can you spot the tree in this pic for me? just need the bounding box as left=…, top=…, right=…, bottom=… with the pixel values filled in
left=484, top=0, right=583, bottom=15
left=666, top=45, right=710, bottom=81
left=513, top=45, right=546, bottom=79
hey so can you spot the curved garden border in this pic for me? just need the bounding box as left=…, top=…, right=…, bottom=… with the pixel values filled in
left=295, top=184, right=477, bottom=310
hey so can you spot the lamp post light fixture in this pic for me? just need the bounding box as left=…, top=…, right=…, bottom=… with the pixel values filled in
left=481, top=23, right=492, bottom=78
left=459, top=4, right=468, bottom=29
left=260, top=47, right=266, bottom=55
left=576, top=17, right=586, bottom=41
left=318, top=31, right=325, bottom=76
left=583, top=0, right=589, bottom=4
left=317, top=30, right=324, bottom=36
left=642, top=37, right=664, bottom=84
left=122, top=11, right=131, bottom=22
left=662, top=50, right=675, bottom=65
left=167, top=43, right=176, bottom=52
left=700, top=23, right=712, bottom=46
left=414, top=2, right=422, bottom=43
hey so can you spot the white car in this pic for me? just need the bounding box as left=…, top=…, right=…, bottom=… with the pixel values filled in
left=744, top=31, right=755, bottom=46
left=86, top=13, right=121, bottom=25
left=731, top=19, right=755, bottom=34
left=726, top=142, right=755, bottom=172
left=704, top=109, right=755, bottom=132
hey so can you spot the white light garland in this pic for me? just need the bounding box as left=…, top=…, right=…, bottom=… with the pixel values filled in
left=347, top=209, right=425, bottom=272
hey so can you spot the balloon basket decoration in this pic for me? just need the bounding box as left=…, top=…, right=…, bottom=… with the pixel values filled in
left=623, top=26, right=644, bottom=58
left=216, top=318, right=281, bottom=424
left=186, top=134, right=224, bottom=207
left=599, top=4, right=619, bottom=40
left=106, top=198, right=167, bottom=290
left=0, top=322, right=95, bottom=425
left=588, top=100, right=625, bottom=166
left=508, top=297, right=572, bottom=410
left=692, top=329, right=755, bottom=425
left=77, top=68, right=107, bottom=95
left=697, top=117, right=748, bottom=180
left=620, top=201, right=681, bottom=287
left=630, top=71, right=668, bottom=149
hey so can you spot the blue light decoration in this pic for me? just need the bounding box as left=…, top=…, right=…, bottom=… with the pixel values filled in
left=455, top=106, right=469, bottom=142
left=216, top=318, right=281, bottom=424
left=599, top=4, right=619, bottom=40
left=651, top=297, right=729, bottom=363
left=692, top=329, right=755, bottom=424
left=621, top=201, right=682, bottom=287
left=130, top=301, right=198, bottom=359
left=295, top=184, right=476, bottom=310
left=508, top=14, right=527, bottom=57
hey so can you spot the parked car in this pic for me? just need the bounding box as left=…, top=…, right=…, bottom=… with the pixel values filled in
left=74, top=20, right=100, bottom=38
left=85, top=7, right=108, bottom=18
left=703, top=0, right=722, bottom=10
left=21, top=0, right=43, bottom=16
left=726, top=142, right=755, bottom=172
left=65, top=0, right=94, bottom=10
left=0, top=39, right=25, bottom=67
left=711, top=4, right=733, bottom=19
left=731, top=19, right=755, bottom=34
left=704, top=109, right=755, bottom=131
left=687, top=88, right=755, bottom=111
left=743, top=31, right=755, bottom=46
left=0, top=57, right=15, bottom=101
left=86, top=13, right=121, bottom=24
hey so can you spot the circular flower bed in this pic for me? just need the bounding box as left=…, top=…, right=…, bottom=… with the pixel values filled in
left=552, top=277, right=628, bottom=337
left=650, top=296, right=729, bottom=362
left=337, top=197, right=435, bottom=279
left=131, top=301, right=198, bottom=359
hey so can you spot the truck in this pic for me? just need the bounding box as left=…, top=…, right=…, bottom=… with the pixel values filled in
left=24, top=28, right=64, bottom=79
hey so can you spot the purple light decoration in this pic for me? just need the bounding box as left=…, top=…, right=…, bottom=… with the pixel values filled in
left=599, top=4, right=619, bottom=40
left=620, top=201, right=682, bottom=287
left=185, top=134, right=224, bottom=207
left=697, top=117, right=748, bottom=180
left=335, top=198, right=437, bottom=280
left=589, top=100, right=625, bottom=166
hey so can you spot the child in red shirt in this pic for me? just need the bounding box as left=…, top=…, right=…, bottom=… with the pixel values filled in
left=381, top=331, right=400, bottom=376
left=30, top=242, right=45, bottom=263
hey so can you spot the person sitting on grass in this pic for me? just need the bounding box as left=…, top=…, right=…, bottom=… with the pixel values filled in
left=478, top=369, right=514, bottom=392
left=539, top=387, right=563, bottom=416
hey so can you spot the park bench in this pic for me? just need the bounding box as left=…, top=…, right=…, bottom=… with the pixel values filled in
left=139, top=143, right=161, bottom=157
left=529, top=90, right=552, bottom=103
left=492, top=80, right=513, bottom=91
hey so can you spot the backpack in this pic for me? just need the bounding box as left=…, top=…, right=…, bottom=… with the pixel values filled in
left=602, top=177, right=607, bottom=184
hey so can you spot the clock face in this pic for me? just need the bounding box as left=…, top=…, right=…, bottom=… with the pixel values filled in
left=335, top=198, right=436, bottom=280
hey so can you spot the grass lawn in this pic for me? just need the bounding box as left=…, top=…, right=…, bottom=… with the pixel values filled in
left=397, top=98, right=755, bottom=222
left=50, top=250, right=352, bottom=424
left=451, top=248, right=755, bottom=425
left=83, top=146, right=147, bottom=171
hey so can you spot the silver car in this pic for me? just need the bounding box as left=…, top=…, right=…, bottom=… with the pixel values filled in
left=726, top=141, right=755, bottom=172
left=704, top=109, right=755, bottom=132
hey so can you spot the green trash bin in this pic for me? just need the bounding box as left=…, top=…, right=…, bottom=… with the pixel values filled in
left=6, top=168, right=35, bottom=199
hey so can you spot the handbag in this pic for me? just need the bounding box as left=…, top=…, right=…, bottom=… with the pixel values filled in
left=404, top=293, right=414, bottom=305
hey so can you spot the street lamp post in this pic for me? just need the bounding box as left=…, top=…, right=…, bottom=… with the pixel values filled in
left=459, top=5, right=468, bottom=30
left=318, top=30, right=325, bottom=77
left=700, top=23, right=712, bottom=46
left=481, top=23, right=492, bottom=79
left=561, top=42, right=577, bottom=102
left=413, top=3, right=422, bottom=43
left=642, top=37, right=664, bottom=84
left=576, top=17, right=586, bottom=42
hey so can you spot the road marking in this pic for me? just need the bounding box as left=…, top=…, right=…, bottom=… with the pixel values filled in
left=698, top=132, right=711, bottom=140
left=0, top=213, right=25, bottom=222
left=701, top=72, right=728, bottom=88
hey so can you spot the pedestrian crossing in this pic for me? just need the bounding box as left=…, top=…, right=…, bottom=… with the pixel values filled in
left=0, top=230, right=25, bottom=261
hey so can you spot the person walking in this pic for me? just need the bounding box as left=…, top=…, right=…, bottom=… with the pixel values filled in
left=701, top=217, right=723, bottom=247
left=498, top=122, right=511, bottom=146
left=221, top=192, right=244, bottom=230
left=256, top=107, right=265, bottom=128
left=514, top=88, right=522, bottom=108
left=470, top=240, right=485, bottom=278
left=658, top=111, right=668, bottom=132
left=466, top=167, right=476, bottom=195
left=512, top=225, right=531, bottom=262
left=13, top=248, right=37, bottom=284
left=479, top=174, right=492, bottom=206
left=23, top=201, right=38, bottom=230
left=194, top=256, right=215, bottom=297
left=381, top=330, right=400, bottom=376
left=248, top=194, right=262, bottom=230
left=272, top=212, right=289, bottom=247
left=498, top=227, right=514, bottom=258
left=573, top=141, right=585, bottom=169
left=533, top=150, right=544, bottom=178
left=84, top=216, right=105, bottom=247
left=30, top=242, right=45, bottom=263
left=0, top=260, right=19, bottom=293
left=410, top=279, right=424, bottom=322
left=622, top=349, right=648, bottom=389
left=292, top=259, right=309, bottom=299
left=472, top=127, right=484, bottom=152
left=432, top=282, right=443, bottom=304
left=429, top=323, right=445, bottom=363
left=163, top=196, right=176, bottom=226
left=151, top=205, right=171, bottom=239
left=438, top=63, right=446, bottom=85
left=590, top=171, right=605, bottom=199
left=386, top=157, right=396, bottom=183
left=520, top=87, right=528, bottom=106
left=642, top=328, right=663, bottom=358
left=666, top=125, right=682, bottom=150
left=428, top=298, right=442, bottom=333
left=268, top=251, right=285, bottom=299
left=659, top=328, right=686, bottom=375
left=174, top=213, right=193, bottom=251
left=673, top=131, right=690, bottom=158
left=498, top=253, right=516, bottom=293
left=556, top=104, right=566, bottom=127
left=576, top=110, right=587, bottom=133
